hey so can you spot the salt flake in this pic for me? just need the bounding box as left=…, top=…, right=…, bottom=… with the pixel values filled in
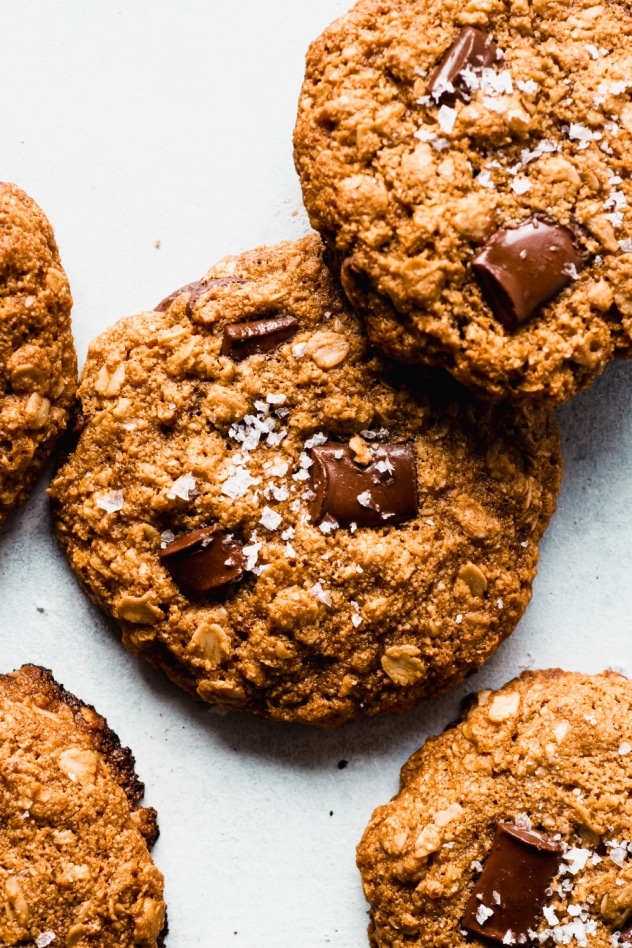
left=310, top=583, right=332, bottom=607
left=259, top=506, right=282, bottom=531
left=36, top=936, right=56, bottom=948
left=222, top=468, right=259, bottom=499
left=95, top=489, right=124, bottom=513
left=438, top=104, right=457, bottom=134
left=511, top=177, right=531, bottom=195
left=476, top=904, right=494, bottom=925
left=167, top=472, right=197, bottom=501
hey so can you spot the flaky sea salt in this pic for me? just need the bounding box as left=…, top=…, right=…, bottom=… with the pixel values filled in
left=222, top=467, right=259, bottom=499
left=259, top=506, right=282, bottom=531
left=476, top=170, right=495, bottom=189
left=95, top=489, right=124, bottom=513
left=271, top=485, right=289, bottom=502
left=476, top=905, right=494, bottom=925
left=619, top=742, right=632, bottom=755
left=517, top=78, right=539, bottom=94
left=351, top=614, right=363, bottom=628
left=266, top=392, right=286, bottom=405
left=304, top=432, right=328, bottom=450
left=160, top=529, right=175, bottom=549
left=292, top=342, right=307, bottom=358
left=242, top=538, right=261, bottom=572
left=562, top=847, right=591, bottom=874
left=438, top=104, right=457, bottom=134
left=167, top=472, right=197, bottom=501
left=357, top=491, right=372, bottom=507
left=511, top=177, right=531, bottom=195
left=310, top=583, right=332, bottom=607
left=35, top=935, right=56, bottom=948
left=569, top=123, right=594, bottom=142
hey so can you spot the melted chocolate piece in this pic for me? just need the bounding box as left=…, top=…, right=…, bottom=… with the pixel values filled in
left=309, top=443, right=417, bottom=527
left=221, top=315, right=299, bottom=361
left=462, top=823, right=562, bottom=944
left=155, top=277, right=247, bottom=314
left=472, top=217, right=581, bottom=329
left=427, top=27, right=498, bottom=104
left=159, top=526, right=246, bottom=596
left=154, top=281, right=204, bottom=313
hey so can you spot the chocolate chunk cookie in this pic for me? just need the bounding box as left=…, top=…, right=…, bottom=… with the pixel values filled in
left=294, top=0, right=632, bottom=402
left=357, top=669, right=632, bottom=948
left=0, top=183, right=76, bottom=523
left=49, top=235, right=561, bottom=727
left=0, top=664, right=166, bottom=947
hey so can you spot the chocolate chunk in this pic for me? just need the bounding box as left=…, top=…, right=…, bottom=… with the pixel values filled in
left=154, top=281, right=204, bottom=313
left=472, top=217, right=581, bottom=329
left=221, top=316, right=299, bottom=361
left=427, top=27, right=498, bottom=104
left=462, top=823, right=562, bottom=944
left=155, top=277, right=247, bottom=314
left=309, top=443, right=417, bottom=527
left=159, top=526, right=246, bottom=596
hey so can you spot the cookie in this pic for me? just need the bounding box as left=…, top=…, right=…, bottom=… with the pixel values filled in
left=49, top=234, right=561, bottom=727
left=294, top=0, right=632, bottom=403
left=357, top=669, right=632, bottom=948
left=0, top=183, right=76, bottom=523
left=0, top=664, right=166, bottom=947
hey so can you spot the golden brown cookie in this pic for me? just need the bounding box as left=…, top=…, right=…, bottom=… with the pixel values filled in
left=0, top=664, right=166, bottom=947
left=49, top=235, right=561, bottom=727
left=357, top=669, right=632, bottom=948
left=0, top=183, right=76, bottom=523
left=294, top=0, right=632, bottom=403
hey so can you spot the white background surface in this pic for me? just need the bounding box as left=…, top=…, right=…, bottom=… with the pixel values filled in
left=1, top=3, right=631, bottom=946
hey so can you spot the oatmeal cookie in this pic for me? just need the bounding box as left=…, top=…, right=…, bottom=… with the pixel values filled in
left=49, top=235, right=561, bottom=727
left=0, top=664, right=166, bottom=947
left=0, top=183, right=76, bottom=523
left=357, top=669, right=632, bottom=948
left=294, top=0, right=632, bottom=402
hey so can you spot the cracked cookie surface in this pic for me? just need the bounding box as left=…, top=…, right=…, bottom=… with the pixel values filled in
left=294, top=0, right=632, bottom=402
left=0, top=183, right=76, bottom=523
left=0, top=664, right=165, bottom=947
left=50, top=235, right=561, bottom=727
left=357, top=669, right=632, bottom=948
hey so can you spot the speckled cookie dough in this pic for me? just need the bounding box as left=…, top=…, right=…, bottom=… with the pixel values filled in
left=357, top=669, right=632, bottom=948
left=0, top=664, right=166, bottom=947
left=0, top=183, right=76, bottom=523
left=294, top=0, right=632, bottom=403
left=49, top=235, right=561, bottom=727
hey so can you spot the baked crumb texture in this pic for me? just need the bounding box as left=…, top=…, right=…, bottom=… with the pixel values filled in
left=294, top=0, right=632, bottom=402
left=357, top=669, right=632, bottom=947
left=0, top=182, right=76, bottom=523
left=0, top=664, right=166, bottom=947
left=50, top=235, right=561, bottom=727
